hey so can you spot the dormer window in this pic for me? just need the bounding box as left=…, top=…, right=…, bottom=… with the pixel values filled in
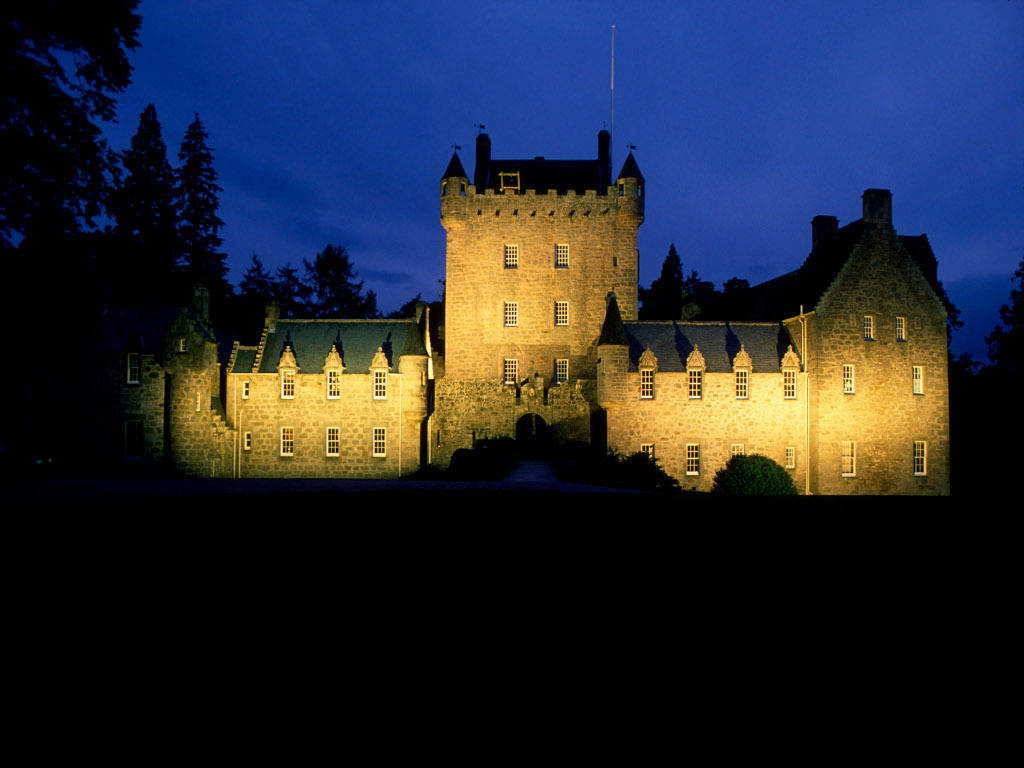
left=281, top=370, right=295, bottom=399
left=374, top=370, right=387, bottom=400
left=499, top=172, right=519, bottom=193
left=639, top=347, right=658, bottom=400
left=686, top=346, right=705, bottom=399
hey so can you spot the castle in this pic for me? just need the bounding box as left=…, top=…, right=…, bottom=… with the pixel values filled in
left=98, top=129, right=951, bottom=494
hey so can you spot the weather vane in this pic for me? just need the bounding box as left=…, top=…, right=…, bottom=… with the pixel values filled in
left=475, top=124, right=486, bottom=134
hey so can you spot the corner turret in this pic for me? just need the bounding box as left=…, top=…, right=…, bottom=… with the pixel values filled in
left=615, top=151, right=645, bottom=221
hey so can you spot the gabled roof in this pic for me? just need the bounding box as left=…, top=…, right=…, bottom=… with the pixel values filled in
left=442, top=152, right=467, bottom=180
left=621, top=321, right=795, bottom=373
left=248, top=319, right=426, bottom=375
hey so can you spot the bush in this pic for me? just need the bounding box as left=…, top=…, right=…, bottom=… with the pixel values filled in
left=555, top=447, right=680, bottom=492
left=711, top=454, right=798, bottom=495
left=448, top=437, right=517, bottom=480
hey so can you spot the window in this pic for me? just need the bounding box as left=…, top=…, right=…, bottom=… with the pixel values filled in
left=504, top=244, right=518, bottom=269
left=178, top=338, right=187, bottom=353
left=555, top=244, right=569, bottom=268
left=124, top=417, right=143, bottom=459
left=244, top=432, right=252, bottom=451
left=843, top=365, right=854, bottom=394
left=864, top=315, right=875, bottom=340
left=281, top=427, right=294, bottom=457
left=785, top=446, right=796, bottom=469
left=913, top=365, right=924, bottom=395
left=689, top=369, right=702, bottom=399
left=374, top=369, right=387, bottom=399
left=504, top=358, right=518, bottom=385
left=327, top=370, right=340, bottom=399
left=841, top=441, right=856, bottom=477
left=555, top=359, right=568, bottom=383
left=499, top=171, right=519, bottom=192
left=242, top=381, right=250, bottom=400
left=914, top=441, right=927, bottom=476
left=281, top=370, right=295, bottom=399
left=732, top=443, right=745, bottom=457
left=641, top=444, right=655, bottom=459
left=784, top=370, right=796, bottom=399
left=618, top=182, right=624, bottom=196
left=640, top=368, right=654, bottom=399
left=126, top=353, right=140, bottom=384
left=686, top=444, right=700, bottom=475
left=372, top=427, right=386, bottom=457
left=896, top=316, right=907, bottom=341
left=327, top=427, right=340, bottom=457
left=504, top=302, right=518, bottom=327
left=555, top=301, right=568, bottom=326
left=195, top=392, right=202, bottom=411
left=735, top=369, right=748, bottom=399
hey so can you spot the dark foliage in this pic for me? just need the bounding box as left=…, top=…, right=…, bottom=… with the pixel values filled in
left=303, top=244, right=380, bottom=319
left=986, top=255, right=1023, bottom=376
left=238, top=253, right=273, bottom=299
left=387, top=293, right=423, bottom=319
left=639, top=243, right=701, bottom=320
left=448, top=438, right=517, bottom=480
left=177, top=113, right=227, bottom=299
left=556, top=446, right=680, bottom=492
left=272, top=262, right=311, bottom=318
left=711, top=454, right=798, bottom=495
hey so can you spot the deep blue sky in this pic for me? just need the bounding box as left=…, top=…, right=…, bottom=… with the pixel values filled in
left=103, top=0, right=1022, bottom=361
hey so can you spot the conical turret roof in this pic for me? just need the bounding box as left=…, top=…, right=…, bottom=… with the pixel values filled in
left=442, top=152, right=468, bottom=180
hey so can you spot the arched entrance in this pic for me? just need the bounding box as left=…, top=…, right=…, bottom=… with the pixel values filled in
left=515, top=413, right=549, bottom=457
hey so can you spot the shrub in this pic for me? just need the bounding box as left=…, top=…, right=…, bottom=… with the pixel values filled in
left=711, top=454, right=798, bottom=495
left=555, top=447, right=679, bottom=492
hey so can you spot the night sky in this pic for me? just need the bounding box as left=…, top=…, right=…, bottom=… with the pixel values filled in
left=102, top=0, right=1022, bottom=361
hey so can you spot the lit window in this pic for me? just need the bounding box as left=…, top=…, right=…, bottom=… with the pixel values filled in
left=281, top=370, right=295, bottom=399
left=504, top=358, right=518, bottom=385
left=178, top=338, right=187, bottom=353
left=281, top=427, right=294, bottom=457
left=556, top=244, right=569, bottom=268
left=124, top=417, right=143, bottom=459
left=244, top=432, right=252, bottom=451
left=126, top=353, right=141, bottom=384
left=499, top=172, right=519, bottom=193
left=689, top=369, right=702, bottom=399
left=374, top=369, right=387, bottom=399
left=914, top=441, right=927, bottom=476
left=327, top=427, right=340, bottom=457
left=736, top=369, right=748, bottom=399
left=732, top=444, right=745, bottom=457
left=841, top=441, right=856, bottom=477
left=555, top=359, right=568, bottom=383
left=372, top=427, right=386, bottom=457
left=641, top=444, right=655, bottom=459
left=504, top=302, right=518, bottom=327
left=785, top=446, right=795, bottom=469
left=784, top=370, right=796, bottom=399
left=640, top=368, right=654, bottom=399
left=555, top=301, right=568, bottom=326
left=843, top=364, right=854, bottom=394
left=327, top=370, right=340, bottom=399
left=686, top=444, right=700, bottom=475
left=504, top=244, right=518, bottom=269
left=195, top=392, right=201, bottom=411
left=242, top=381, right=250, bottom=400
left=913, top=366, right=924, bottom=395
left=864, top=315, right=875, bottom=340
left=896, top=316, right=907, bottom=341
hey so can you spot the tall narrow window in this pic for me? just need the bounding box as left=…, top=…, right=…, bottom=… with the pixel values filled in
left=555, top=244, right=569, bottom=268
left=641, top=444, right=655, bottom=459
left=555, top=301, right=568, bottom=326
left=843, top=365, right=854, bottom=394
left=731, top=443, right=745, bottom=457
left=640, top=368, right=654, bottom=399
left=689, top=369, right=702, bottom=399
left=372, top=427, right=386, bottom=457
left=914, top=441, right=927, bottom=476
left=281, top=427, right=294, bottom=457
left=504, top=244, right=518, bottom=268
left=913, top=366, right=924, bottom=395
left=785, top=446, right=796, bottom=469
left=126, top=353, right=141, bottom=384
left=735, top=369, right=748, bottom=399
left=504, top=302, right=518, bottom=327
left=686, top=444, right=700, bottom=475
left=864, top=315, right=875, bottom=340
left=282, top=370, right=295, bottom=399
left=326, top=427, right=340, bottom=457
left=896, top=316, right=907, bottom=341
left=841, top=441, right=856, bottom=477
left=784, top=370, right=796, bottom=399
left=242, top=381, right=250, bottom=400
left=504, top=358, right=518, bottom=385
left=244, top=432, right=252, bottom=451
left=374, top=370, right=387, bottom=399
left=178, top=338, right=187, bottom=353
left=195, top=392, right=202, bottom=411
left=327, top=370, right=340, bottom=399
left=555, top=359, right=568, bottom=383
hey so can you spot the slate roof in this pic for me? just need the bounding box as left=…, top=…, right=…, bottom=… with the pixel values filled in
left=622, top=321, right=796, bottom=373
left=616, top=152, right=644, bottom=182
left=93, top=305, right=213, bottom=355
left=250, top=319, right=426, bottom=374
left=442, top=152, right=467, bottom=180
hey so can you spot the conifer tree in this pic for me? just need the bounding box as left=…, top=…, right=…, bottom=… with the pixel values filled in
left=303, top=244, right=381, bottom=318
left=987, top=255, right=1023, bottom=376
left=176, top=113, right=227, bottom=296
left=273, top=262, right=311, bottom=318
left=239, top=253, right=273, bottom=299
left=640, top=244, right=701, bottom=320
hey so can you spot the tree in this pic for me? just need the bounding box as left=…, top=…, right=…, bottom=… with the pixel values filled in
left=387, top=293, right=422, bottom=319
left=986, top=255, right=1023, bottom=376
left=176, top=113, right=227, bottom=298
left=272, top=262, right=311, bottom=318
left=711, top=454, right=798, bottom=495
left=1, top=2, right=142, bottom=250
left=640, top=244, right=701, bottom=320
left=108, top=104, right=181, bottom=303
left=303, top=244, right=380, bottom=318
left=238, top=253, right=273, bottom=299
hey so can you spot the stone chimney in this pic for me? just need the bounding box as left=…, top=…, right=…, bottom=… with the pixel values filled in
left=598, top=129, right=611, bottom=190
left=811, top=215, right=839, bottom=251
left=474, top=132, right=491, bottom=190
left=265, top=301, right=280, bottom=333
left=862, top=189, right=892, bottom=227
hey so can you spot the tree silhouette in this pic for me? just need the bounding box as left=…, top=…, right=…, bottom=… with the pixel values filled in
left=176, top=113, right=227, bottom=299
left=303, top=244, right=380, bottom=318
left=986, top=255, right=1023, bottom=376
left=239, top=253, right=273, bottom=299
left=272, top=262, right=311, bottom=318
left=640, top=244, right=701, bottom=320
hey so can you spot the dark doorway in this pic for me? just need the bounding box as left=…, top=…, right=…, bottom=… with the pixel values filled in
left=515, top=413, right=549, bottom=457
